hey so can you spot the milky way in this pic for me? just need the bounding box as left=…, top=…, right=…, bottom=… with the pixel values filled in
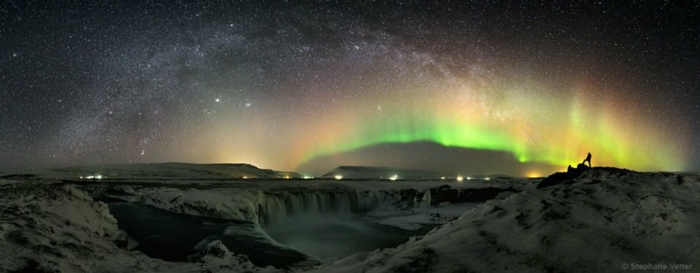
left=1, top=2, right=698, bottom=176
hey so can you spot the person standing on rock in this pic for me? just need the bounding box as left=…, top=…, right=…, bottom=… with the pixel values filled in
left=582, top=152, right=592, bottom=167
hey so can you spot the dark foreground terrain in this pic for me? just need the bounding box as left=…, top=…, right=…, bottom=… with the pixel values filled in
left=1, top=165, right=698, bottom=273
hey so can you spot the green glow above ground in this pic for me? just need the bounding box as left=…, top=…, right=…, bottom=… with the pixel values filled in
left=297, top=82, right=687, bottom=173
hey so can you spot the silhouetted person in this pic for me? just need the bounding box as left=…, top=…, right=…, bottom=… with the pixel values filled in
left=582, top=152, right=592, bottom=167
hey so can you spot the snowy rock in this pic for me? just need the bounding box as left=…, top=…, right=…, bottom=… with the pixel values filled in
left=194, top=241, right=266, bottom=271
left=200, top=240, right=230, bottom=258
left=138, top=188, right=260, bottom=222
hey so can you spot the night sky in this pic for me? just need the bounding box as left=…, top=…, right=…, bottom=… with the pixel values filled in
left=1, top=1, right=698, bottom=177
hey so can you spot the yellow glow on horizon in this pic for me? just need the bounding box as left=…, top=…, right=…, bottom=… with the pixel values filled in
left=525, top=171, right=541, bottom=178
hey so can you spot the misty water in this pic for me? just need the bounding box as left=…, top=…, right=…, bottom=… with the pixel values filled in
left=108, top=202, right=435, bottom=267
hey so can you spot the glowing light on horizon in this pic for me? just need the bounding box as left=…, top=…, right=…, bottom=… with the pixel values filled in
left=83, top=174, right=103, bottom=180
left=526, top=172, right=541, bottom=178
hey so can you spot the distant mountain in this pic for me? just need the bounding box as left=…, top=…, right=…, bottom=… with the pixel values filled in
left=321, top=166, right=445, bottom=180
left=0, top=162, right=301, bottom=180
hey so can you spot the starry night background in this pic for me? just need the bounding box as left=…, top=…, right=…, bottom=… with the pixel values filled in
left=1, top=1, right=698, bottom=177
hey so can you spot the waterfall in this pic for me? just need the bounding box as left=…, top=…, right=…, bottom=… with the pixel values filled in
left=252, top=186, right=512, bottom=226
left=255, top=190, right=426, bottom=226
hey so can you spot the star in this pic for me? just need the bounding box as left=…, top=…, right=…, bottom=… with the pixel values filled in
left=0, top=1, right=696, bottom=175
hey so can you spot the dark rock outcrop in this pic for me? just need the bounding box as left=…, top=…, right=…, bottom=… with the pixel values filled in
left=537, top=164, right=590, bottom=189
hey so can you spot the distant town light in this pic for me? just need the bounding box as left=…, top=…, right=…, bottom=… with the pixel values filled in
left=441, top=176, right=445, bottom=180
left=389, top=175, right=398, bottom=181
left=335, top=175, right=343, bottom=180
left=485, top=177, right=490, bottom=181
left=467, top=176, right=472, bottom=181
left=83, top=174, right=103, bottom=180
left=456, top=176, right=464, bottom=182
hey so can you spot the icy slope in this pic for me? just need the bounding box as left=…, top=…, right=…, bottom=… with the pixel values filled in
left=0, top=181, right=281, bottom=273
left=307, top=168, right=700, bottom=273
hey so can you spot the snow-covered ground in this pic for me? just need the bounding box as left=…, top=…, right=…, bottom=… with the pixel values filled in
left=309, top=169, right=700, bottom=273
left=0, top=181, right=280, bottom=273
left=2, top=165, right=699, bottom=273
